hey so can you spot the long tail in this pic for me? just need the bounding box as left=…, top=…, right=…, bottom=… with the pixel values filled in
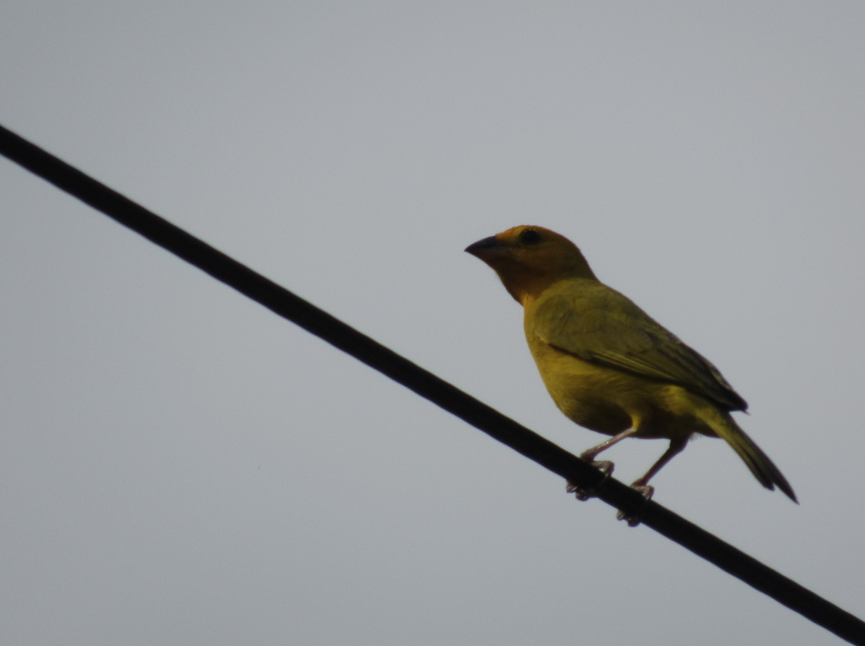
left=708, top=412, right=797, bottom=503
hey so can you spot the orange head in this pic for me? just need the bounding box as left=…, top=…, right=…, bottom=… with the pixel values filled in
left=465, top=225, right=597, bottom=306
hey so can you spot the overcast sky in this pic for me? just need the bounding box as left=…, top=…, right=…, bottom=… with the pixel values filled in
left=2, top=2, right=864, bottom=645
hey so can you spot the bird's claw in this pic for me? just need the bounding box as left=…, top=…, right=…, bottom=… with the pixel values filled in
left=566, top=460, right=614, bottom=500
left=617, top=484, right=654, bottom=527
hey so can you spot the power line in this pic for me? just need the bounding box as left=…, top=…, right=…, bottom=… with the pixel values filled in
left=2, top=123, right=863, bottom=645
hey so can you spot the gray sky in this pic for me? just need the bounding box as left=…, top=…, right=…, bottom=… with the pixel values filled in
left=2, top=2, right=864, bottom=644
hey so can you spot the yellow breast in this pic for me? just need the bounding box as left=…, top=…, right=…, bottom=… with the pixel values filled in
left=525, top=335, right=717, bottom=441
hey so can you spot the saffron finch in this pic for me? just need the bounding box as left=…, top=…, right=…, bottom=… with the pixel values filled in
left=466, top=225, right=796, bottom=503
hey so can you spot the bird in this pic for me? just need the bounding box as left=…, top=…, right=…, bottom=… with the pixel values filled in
left=465, top=225, right=796, bottom=504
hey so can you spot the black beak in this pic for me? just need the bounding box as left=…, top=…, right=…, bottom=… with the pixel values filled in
left=465, top=236, right=505, bottom=257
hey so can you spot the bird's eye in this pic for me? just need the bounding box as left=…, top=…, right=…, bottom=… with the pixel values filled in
left=519, top=229, right=542, bottom=246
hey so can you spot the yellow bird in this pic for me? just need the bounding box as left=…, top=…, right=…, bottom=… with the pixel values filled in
left=466, top=225, right=796, bottom=503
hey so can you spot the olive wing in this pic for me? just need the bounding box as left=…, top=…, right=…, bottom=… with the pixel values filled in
left=529, top=281, right=747, bottom=411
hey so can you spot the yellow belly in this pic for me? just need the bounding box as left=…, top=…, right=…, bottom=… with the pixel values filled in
left=528, top=341, right=718, bottom=441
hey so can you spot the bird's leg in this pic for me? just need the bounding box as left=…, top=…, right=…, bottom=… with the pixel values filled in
left=617, top=436, right=688, bottom=526
left=578, top=427, right=640, bottom=475
left=631, top=435, right=688, bottom=490
left=567, top=428, right=639, bottom=500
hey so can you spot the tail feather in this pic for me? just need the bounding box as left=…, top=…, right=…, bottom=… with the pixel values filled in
left=709, top=413, right=797, bottom=503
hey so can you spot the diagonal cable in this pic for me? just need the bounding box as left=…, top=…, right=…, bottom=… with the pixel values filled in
left=1, top=123, right=862, bottom=645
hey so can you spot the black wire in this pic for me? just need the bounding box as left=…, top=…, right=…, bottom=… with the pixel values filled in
left=2, top=123, right=863, bottom=645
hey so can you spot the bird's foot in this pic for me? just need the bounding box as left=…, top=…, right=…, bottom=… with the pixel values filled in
left=566, top=460, right=614, bottom=501
left=616, top=484, right=654, bottom=527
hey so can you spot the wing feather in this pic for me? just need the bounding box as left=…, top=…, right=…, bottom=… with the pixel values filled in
left=529, top=280, right=747, bottom=411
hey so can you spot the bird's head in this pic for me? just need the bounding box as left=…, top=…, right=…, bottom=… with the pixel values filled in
left=465, top=225, right=597, bottom=305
